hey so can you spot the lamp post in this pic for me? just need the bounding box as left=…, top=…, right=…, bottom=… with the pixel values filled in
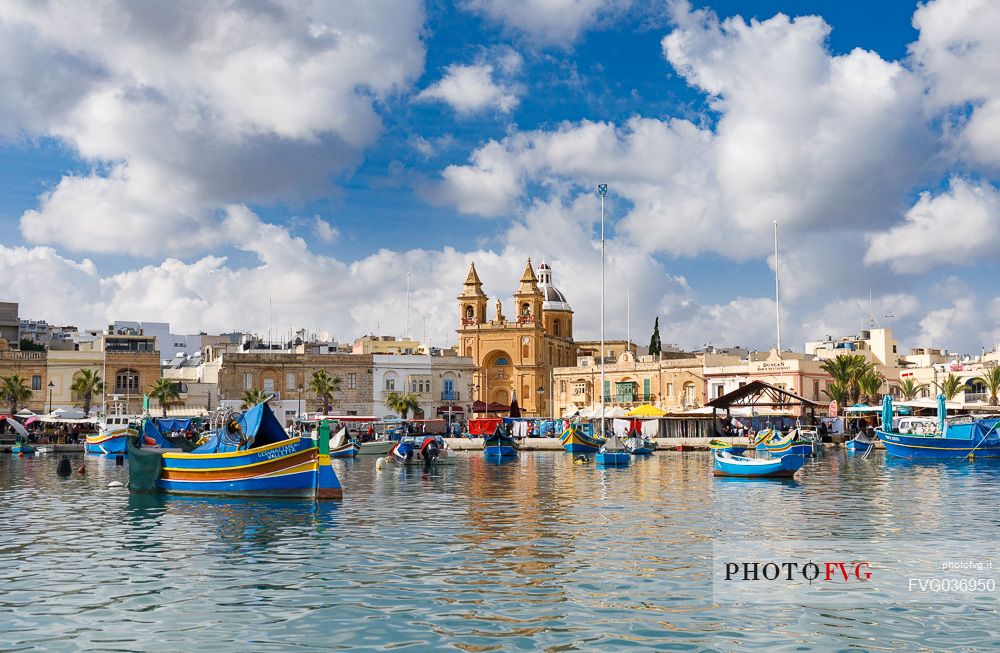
left=48, top=381, right=54, bottom=414
left=297, top=384, right=303, bottom=420
left=537, top=385, right=544, bottom=417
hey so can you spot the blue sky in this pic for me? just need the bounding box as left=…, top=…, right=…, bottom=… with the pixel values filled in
left=1, top=0, right=999, bottom=354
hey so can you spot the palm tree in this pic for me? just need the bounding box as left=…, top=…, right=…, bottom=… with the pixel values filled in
left=70, top=369, right=104, bottom=418
left=858, top=370, right=885, bottom=404
left=241, top=388, right=268, bottom=409
left=898, top=378, right=928, bottom=401
left=972, top=367, right=1000, bottom=406
left=820, top=354, right=874, bottom=404
left=0, top=375, right=33, bottom=415
left=147, top=378, right=181, bottom=418
left=823, top=380, right=849, bottom=407
left=308, top=370, right=341, bottom=416
left=936, top=373, right=967, bottom=401
left=385, top=391, right=420, bottom=420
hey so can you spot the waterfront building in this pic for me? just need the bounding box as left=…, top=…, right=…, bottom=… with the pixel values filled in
left=806, top=327, right=901, bottom=368
left=217, top=348, right=373, bottom=425
left=0, top=302, right=19, bottom=346
left=77, top=330, right=162, bottom=415
left=353, top=335, right=422, bottom=355
left=372, top=354, right=476, bottom=420
left=457, top=260, right=577, bottom=417
left=552, top=350, right=735, bottom=417
left=0, top=337, right=47, bottom=412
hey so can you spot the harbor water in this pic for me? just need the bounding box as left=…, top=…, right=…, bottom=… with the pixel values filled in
left=2, top=451, right=1000, bottom=651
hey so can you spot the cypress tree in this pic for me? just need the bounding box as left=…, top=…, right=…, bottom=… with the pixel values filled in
left=648, top=317, right=662, bottom=356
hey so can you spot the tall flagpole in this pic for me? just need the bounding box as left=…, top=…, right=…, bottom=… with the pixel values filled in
left=773, top=220, right=781, bottom=357
left=599, top=184, right=608, bottom=439
left=405, top=271, right=411, bottom=338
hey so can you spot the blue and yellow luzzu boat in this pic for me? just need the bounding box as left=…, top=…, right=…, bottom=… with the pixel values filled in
left=86, top=415, right=139, bottom=456
left=560, top=425, right=604, bottom=454
left=128, top=403, right=342, bottom=500
left=876, top=419, right=1000, bottom=460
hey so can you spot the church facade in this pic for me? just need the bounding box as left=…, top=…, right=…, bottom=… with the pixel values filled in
left=457, top=259, right=577, bottom=417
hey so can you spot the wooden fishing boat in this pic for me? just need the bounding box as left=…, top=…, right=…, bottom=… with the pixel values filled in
left=560, top=425, right=604, bottom=454
left=358, top=440, right=396, bottom=456
left=876, top=418, right=1000, bottom=460
left=86, top=414, right=138, bottom=456
left=756, top=429, right=814, bottom=458
left=846, top=436, right=873, bottom=452
left=708, top=439, right=748, bottom=455
left=328, top=428, right=359, bottom=458
left=713, top=450, right=803, bottom=478
left=472, top=418, right=517, bottom=458
left=127, top=403, right=342, bottom=499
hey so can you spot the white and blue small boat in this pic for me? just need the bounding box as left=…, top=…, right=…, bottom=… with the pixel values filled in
left=846, top=435, right=873, bottom=453
left=596, top=435, right=629, bottom=466
left=625, top=434, right=656, bottom=455
left=713, top=450, right=803, bottom=478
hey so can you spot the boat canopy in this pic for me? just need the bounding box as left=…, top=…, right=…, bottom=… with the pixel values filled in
left=155, top=418, right=193, bottom=432
left=193, top=402, right=289, bottom=454
left=468, top=418, right=502, bottom=436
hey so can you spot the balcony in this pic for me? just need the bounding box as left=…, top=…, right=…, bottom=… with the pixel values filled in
left=441, top=391, right=460, bottom=401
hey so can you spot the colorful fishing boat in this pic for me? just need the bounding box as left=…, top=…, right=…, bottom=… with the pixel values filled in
left=873, top=395, right=1000, bottom=460
left=713, top=450, right=804, bottom=478
left=12, top=439, right=35, bottom=455
left=560, top=425, right=604, bottom=454
left=596, top=434, right=629, bottom=466
left=625, top=434, right=656, bottom=455
left=708, top=439, right=748, bottom=455
left=471, top=418, right=517, bottom=458
left=755, top=429, right=814, bottom=458
left=86, top=414, right=138, bottom=456
left=329, top=428, right=360, bottom=458
left=127, top=402, right=342, bottom=499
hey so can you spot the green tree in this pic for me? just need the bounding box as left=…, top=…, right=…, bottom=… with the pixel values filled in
left=0, top=375, right=33, bottom=415
left=858, top=369, right=885, bottom=404
left=241, top=388, right=268, bottom=409
left=898, top=378, right=928, bottom=401
left=385, top=391, right=420, bottom=420
left=823, top=380, right=849, bottom=407
left=308, top=370, right=341, bottom=415
left=18, top=339, right=45, bottom=352
left=648, top=317, right=662, bottom=357
left=70, top=369, right=104, bottom=418
left=147, top=378, right=181, bottom=418
left=820, top=354, right=874, bottom=404
left=936, top=373, right=967, bottom=401
left=972, top=367, right=1000, bottom=406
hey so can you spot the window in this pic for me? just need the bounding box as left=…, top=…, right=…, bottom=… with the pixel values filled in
left=286, top=372, right=296, bottom=390
left=522, top=343, right=529, bottom=358
left=411, top=381, right=418, bottom=393
left=521, top=303, right=530, bottom=316
left=554, top=319, right=561, bottom=336
left=116, top=370, right=140, bottom=393
left=347, top=373, right=357, bottom=389
left=32, top=375, right=41, bottom=391
left=385, top=378, right=395, bottom=391
left=573, top=383, right=587, bottom=396
left=713, top=384, right=723, bottom=399
left=443, top=379, right=455, bottom=400
left=643, top=378, right=651, bottom=401
left=560, top=380, right=567, bottom=394
left=813, top=380, right=820, bottom=400
left=666, top=383, right=673, bottom=397
left=243, top=372, right=253, bottom=390
left=263, top=378, right=275, bottom=393
left=465, top=305, right=474, bottom=319
left=603, top=380, right=610, bottom=402
left=494, top=357, right=509, bottom=366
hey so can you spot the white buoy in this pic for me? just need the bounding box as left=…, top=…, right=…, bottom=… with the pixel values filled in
left=375, top=457, right=385, bottom=471
left=108, top=481, right=124, bottom=488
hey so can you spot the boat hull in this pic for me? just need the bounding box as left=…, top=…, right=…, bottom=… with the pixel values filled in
left=708, top=440, right=747, bottom=455
left=560, top=428, right=603, bottom=454
left=330, top=442, right=360, bottom=458
left=596, top=451, right=630, bottom=466
left=766, top=442, right=814, bottom=458
left=129, top=437, right=342, bottom=499
left=846, top=438, right=872, bottom=452
left=357, top=440, right=395, bottom=456
left=876, top=429, right=1000, bottom=459
left=713, top=452, right=803, bottom=478
left=12, top=443, right=35, bottom=455
left=86, top=431, right=134, bottom=456
left=483, top=435, right=518, bottom=459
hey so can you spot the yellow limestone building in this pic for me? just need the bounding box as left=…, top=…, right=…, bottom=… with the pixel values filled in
left=457, top=260, right=577, bottom=417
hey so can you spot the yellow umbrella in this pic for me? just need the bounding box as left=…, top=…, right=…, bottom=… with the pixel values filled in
left=625, top=404, right=665, bottom=418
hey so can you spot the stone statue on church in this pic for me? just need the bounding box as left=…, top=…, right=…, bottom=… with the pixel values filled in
left=495, top=298, right=505, bottom=322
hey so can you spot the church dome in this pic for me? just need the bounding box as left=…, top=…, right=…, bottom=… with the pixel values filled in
left=537, top=262, right=571, bottom=312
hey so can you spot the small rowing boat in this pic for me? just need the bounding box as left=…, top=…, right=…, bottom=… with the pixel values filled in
left=713, top=450, right=803, bottom=478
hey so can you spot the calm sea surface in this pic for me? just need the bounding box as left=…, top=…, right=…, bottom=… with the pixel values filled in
left=2, top=450, right=1000, bottom=651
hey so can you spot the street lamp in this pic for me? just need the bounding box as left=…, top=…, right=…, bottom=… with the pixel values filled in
left=48, top=381, right=55, bottom=414
left=297, top=384, right=304, bottom=420
left=537, top=385, right=544, bottom=417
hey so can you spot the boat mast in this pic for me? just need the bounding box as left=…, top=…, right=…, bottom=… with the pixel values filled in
left=773, top=220, right=781, bottom=357
left=599, top=184, right=607, bottom=439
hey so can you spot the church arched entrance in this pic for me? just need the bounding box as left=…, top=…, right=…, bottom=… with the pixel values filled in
left=480, top=349, right=513, bottom=409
